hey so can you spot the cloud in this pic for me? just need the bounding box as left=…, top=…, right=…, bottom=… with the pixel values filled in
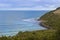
left=0, top=3, right=12, bottom=8
left=0, top=5, right=56, bottom=10
left=0, top=0, right=60, bottom=10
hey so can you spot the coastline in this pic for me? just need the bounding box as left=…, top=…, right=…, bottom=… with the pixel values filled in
left=38, top=19, right=51, bottom=29
left=39, top=22, right=50, bottom=29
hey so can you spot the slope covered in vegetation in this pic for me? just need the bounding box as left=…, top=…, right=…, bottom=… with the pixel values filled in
left=39, top=7, right=60, bottom=29
left=0, top=30, right=57, bottom=40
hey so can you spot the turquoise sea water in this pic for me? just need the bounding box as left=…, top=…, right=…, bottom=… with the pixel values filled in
left=0, top=10, right=48, bottom=36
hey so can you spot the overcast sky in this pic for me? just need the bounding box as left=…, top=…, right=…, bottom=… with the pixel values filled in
left=0, top=0, right=60, bottom=10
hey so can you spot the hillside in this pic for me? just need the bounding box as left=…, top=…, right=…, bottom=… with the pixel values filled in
left=38, top=7, right=60, bottom=29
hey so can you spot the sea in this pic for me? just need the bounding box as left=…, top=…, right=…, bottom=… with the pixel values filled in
left=0, top=10, right=49, bottom=36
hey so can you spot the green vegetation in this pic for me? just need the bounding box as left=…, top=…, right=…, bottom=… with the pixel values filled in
left=0, top=7, right=60, bottom=40
left=0, top=30, right=57, bottom=40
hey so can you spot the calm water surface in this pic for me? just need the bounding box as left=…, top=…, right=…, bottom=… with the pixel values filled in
left=0, top=10, right=48, bottom=36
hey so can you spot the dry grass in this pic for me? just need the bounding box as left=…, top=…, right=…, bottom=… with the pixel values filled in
left=53, top=9, right=60, bottom=14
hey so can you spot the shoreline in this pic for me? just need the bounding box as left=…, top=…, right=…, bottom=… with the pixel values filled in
left=38, top=20, right=51, bottom=29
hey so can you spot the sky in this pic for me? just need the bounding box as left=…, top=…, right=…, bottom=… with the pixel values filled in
left=0, top=0, right=60, bottom=10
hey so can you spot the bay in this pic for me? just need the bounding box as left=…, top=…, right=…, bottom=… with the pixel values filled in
left=0, top=10, right=49, bottom=36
